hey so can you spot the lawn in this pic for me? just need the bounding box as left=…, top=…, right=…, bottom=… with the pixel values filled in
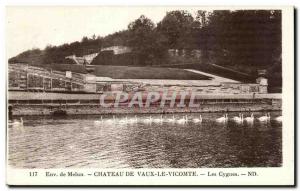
left=160, top=63, right=254, bottom=83
left=12, top=63, right=211, bottom=80
left=92, top=65, right=211, bottom=80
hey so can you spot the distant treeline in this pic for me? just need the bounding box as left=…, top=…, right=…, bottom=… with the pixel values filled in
left=9, top=10, right=281, bottom=89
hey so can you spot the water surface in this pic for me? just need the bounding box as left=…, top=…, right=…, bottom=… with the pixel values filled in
left=8, top=112, right=282, bottom=168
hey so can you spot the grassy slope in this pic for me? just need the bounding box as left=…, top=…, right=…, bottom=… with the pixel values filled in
left=92, top=65, right=211, bottom=80
left=159, top=63, right=254, bottom=83
left=33, top=64, right=211, bottom=80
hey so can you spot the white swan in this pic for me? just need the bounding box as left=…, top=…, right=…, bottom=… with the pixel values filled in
left=144, top=116, right=153, bottom=124
left=177, top=116, right=187, bottom=124
left=258, top=113, right=271, bottom=122
left=153, top=115, right=164, bottom=124
left=232, top=113, right=241, bottom=121
left=193, top=115, right=202, bottom=123
left=134, top=115, right=138, bottom=123
left=216, top=114, right=228, bottom=123
left=244, top=113, right=254, bottom=123
left=167, top=115, right=176, bottom=123
left=94, top=116, right=103, bottom=125
left=105, top=115, right=116, bottom=124
left=275, top=115, right=282, bottom=122
left=9, top=117, right=23, bottom=126
left=128, top=115, right=138, bottom=124
left=119, top=116, right=128, bottom=124
left=234, top=114, right=244, bottom=124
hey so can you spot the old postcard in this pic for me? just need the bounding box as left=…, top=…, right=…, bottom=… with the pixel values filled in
left=6, top=6, right=294, bottom=186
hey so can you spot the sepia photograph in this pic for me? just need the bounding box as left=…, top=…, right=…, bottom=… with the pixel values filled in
left=5, top=6, right=294, bottom=186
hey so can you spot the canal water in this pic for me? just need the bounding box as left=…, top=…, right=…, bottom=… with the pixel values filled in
left=8, top=112, right=282, bottom=168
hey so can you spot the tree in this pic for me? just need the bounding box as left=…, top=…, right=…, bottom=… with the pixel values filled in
left=128, top=15, right=167, bottom=65
left=202, top=10, right=281, bottom=70
left=81, top=36, right=89, bottom=43
left=195, top=10, right=209, bottom=28
left=157, top=10, right=194, bottom=50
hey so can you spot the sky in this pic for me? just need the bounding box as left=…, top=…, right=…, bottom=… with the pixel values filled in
left=6, top=6, right=203, bottom=58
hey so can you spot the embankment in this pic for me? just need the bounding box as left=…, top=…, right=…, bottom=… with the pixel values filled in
left=8, top=91, right=281, bottom=116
